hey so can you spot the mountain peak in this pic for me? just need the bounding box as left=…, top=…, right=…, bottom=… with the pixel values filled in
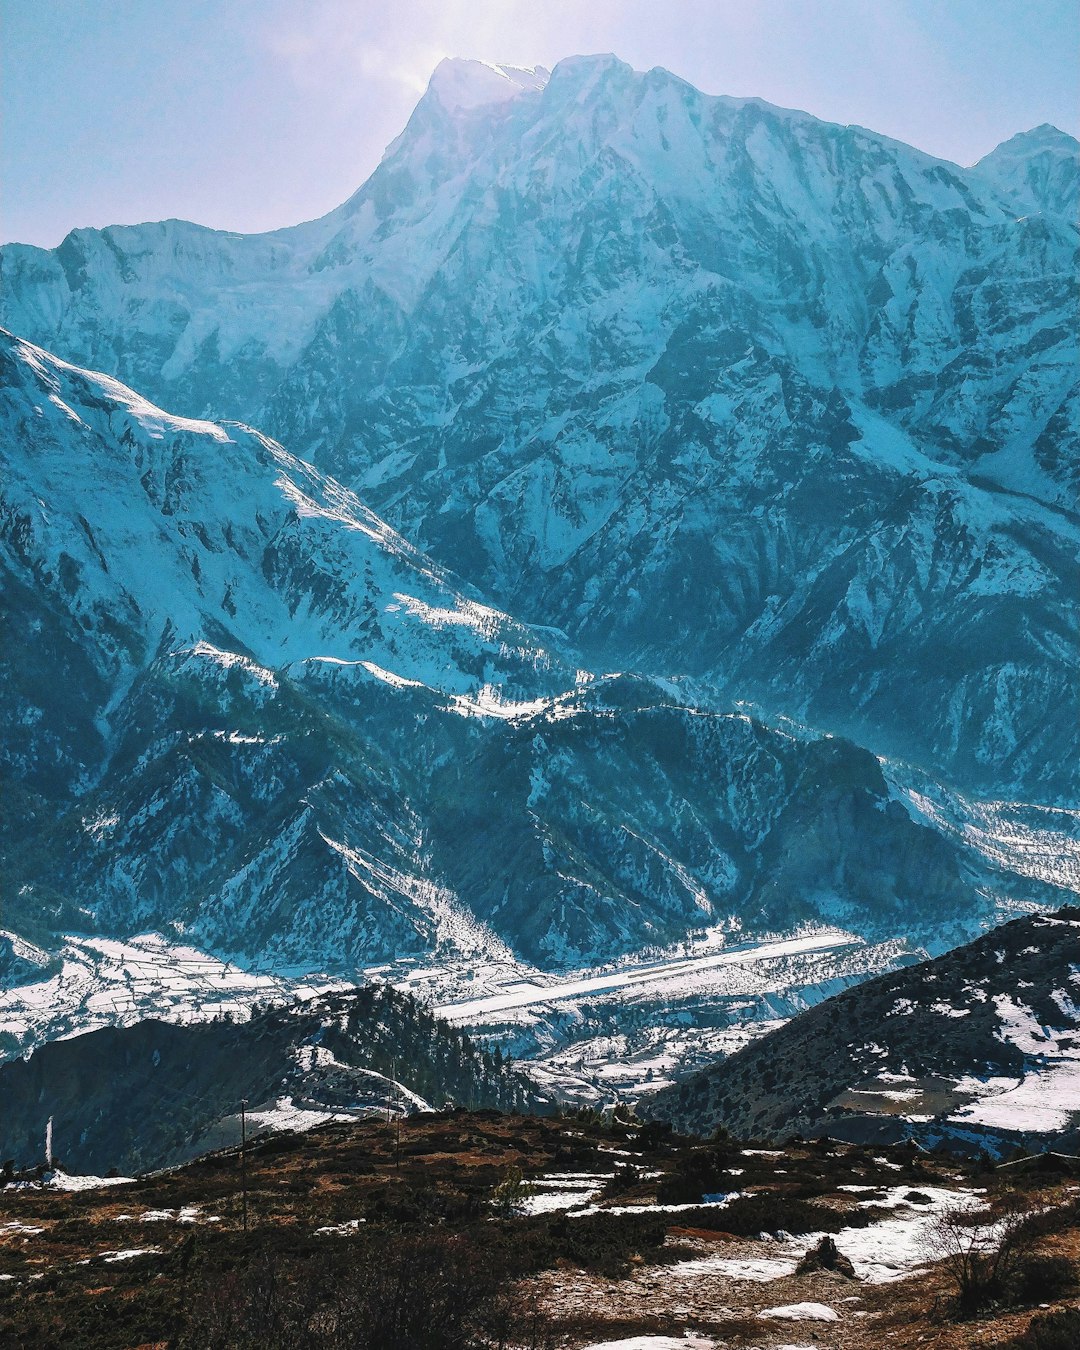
left=974, top=122, right=1079, bottom=166
left=545, top=52, right=635, bottom=96
left=970, top=122, right=1079, bottom=217
left=425, top=58, right=549, bottom=113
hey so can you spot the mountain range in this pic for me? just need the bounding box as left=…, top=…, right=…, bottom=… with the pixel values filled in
left=3, top=57, right=1077, bottom=800
left=1, top=56, right=1077, bottom=1086
left=5, top=329, right=1028, bottom=981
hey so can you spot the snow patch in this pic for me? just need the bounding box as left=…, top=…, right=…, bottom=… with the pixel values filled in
left=761, top=1302, right=840, bottom=1321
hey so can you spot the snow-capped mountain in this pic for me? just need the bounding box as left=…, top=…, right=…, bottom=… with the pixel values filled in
left=2, top=56, right=1076, bottom=799
left=1, top=328, right=560, bottom=967
left=5, top=330, right=1066, bottom=1001
left=647, top=905, right=1080, bottom=1155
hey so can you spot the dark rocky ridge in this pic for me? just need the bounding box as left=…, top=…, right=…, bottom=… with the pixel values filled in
left=0, top=984, right=541, bottom=1175
left=645, top=906, right=1080, bottom=1154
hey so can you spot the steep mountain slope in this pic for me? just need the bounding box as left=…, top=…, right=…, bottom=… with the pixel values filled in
left=2, top=57, right=1076, bottom=798
left=0, top=982, right=541, bottom=1174
left=4, top=331, right=1063, bottom=988
left=0, top=328, right=557, bottom=964
left=646, top=906, right=1080, bottom=1154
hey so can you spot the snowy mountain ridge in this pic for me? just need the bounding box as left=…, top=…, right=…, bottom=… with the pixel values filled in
left=0, top=329, right=561, bottom=696
left=2, top=54, right=1076, bottom=804
left=424, top=58, right=550, bottom=111
left=970, top=122, right=1080, bottom=218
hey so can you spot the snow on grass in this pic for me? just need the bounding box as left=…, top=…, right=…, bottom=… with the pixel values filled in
left=672, top=1253, right=799, bottom=1281
left=813, top=1186, right=985, bottom=1283
left=569, top=1193, right=742, bottom=1219
left=136, top=1206, right=209, bottom=1223
left=315, top=1218, right=365, bottom=1235
left=664, top=1184, right=982, bottom=1288
left=244, top=1097, right=360, bottom=1135
left=521, top=1173, right=611, bottom=1216
left=953, top=1057, right=1080, bottom=1133
left=49, top=1171, right=136, bottom=1192
left=938, top=993, right=1080, bottom=1133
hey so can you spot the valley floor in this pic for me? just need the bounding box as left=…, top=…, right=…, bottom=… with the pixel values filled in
left=0, top=923, right=915, bottom=1104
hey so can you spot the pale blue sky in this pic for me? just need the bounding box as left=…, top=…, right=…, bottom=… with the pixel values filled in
left=3, top=0, right=1078, bottom=247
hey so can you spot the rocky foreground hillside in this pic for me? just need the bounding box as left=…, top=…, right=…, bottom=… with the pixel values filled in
left=646, top=906, right=1080, bottom=1155
left=2, top=1109, right=1078, bottom=1350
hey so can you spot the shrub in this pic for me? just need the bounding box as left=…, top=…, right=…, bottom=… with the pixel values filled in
left=635, top=1119, right=673, bottom=1152
left=178, top=1231, right=542, bottom=1350
left=601, top=1163, right=641, bottom=1198
left=680, top=1192, right=866, bottom=1237
left=534, top=1211, right=668, bottom=1278
left=489, top=1164, right=534, bottom=1218
left=656, top=1145, right=735, bottom=1204
left=926, top=1200, right=1039, bottom=1313
left=367, top=1180, right=483, bottom=1226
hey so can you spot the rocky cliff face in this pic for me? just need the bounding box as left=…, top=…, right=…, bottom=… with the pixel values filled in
left=2, top=57, right=1076, bottom=800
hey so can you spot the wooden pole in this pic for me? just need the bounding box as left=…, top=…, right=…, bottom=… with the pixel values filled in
left=240, top=1098, right=248, bottom=1233
left=394, top=1063, right=401, bottom=1170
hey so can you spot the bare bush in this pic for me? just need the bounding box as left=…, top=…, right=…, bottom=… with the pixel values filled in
left=926, top=1199, right=1039, bottom=1312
